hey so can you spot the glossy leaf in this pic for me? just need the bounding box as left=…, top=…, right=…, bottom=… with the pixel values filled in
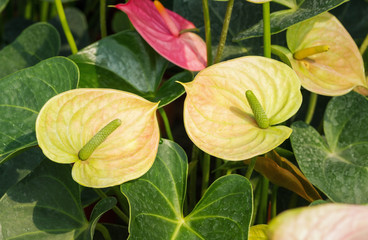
left=0, top=23, right=60, bottom=78
left=182, top=56, right=302, bottom=160
left=153, top=70, right=193, bottom=108
left=268, top=204, right=368, bottom=240
left=0, top=147, right=44, bottom=198
left=36, top=89, right=160, bottom=188
left=249, top=225, right=268, bottom=240
left=121, top=139, right=253, bottom=239
left=0, top=160, right=90, bottom=240
left=291, top=92, right=368, bottom=204
left=244, top=151, right=321, bottom=202
left=0, top=57, right=79, bottom=164
left=284, top=12, right=367, bottom=96
left=234, top=0, right=348, bottom=40
left=89, top=197, right=117, bottom=239
left=69, top=30, right=167, bottom=97
left=115, top=0, right=207, bottom=71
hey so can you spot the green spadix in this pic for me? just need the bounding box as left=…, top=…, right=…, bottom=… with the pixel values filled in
left=245, top=90, right=269, bottom=129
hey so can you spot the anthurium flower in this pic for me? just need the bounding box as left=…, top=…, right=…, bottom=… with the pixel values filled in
left=182, top=56, right=302, bottom=160
left=268, top=203, right=368, bottom=240
left=36, top=89, right=160, bottom=188
left=272, top=12, right=367, bottom=96
left=114, top=0, right=207, bottom=71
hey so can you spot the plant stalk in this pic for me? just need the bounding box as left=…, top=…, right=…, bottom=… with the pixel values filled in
left=100, top=0, right=107, bottom=38
left=245, top=157, right=257, bottom=179
left=214, top=0, right=235, bottom=63
left=201, top=153, right=211, bottom=196
left=271, top=185, right=278, bottom=219
left=158, top=108, right=174, bottom=141
left=263, top=2, right=271, bottom=58
left=55, top=0, right=78, bottom=54
left=257, top=177, right=269, bottom=224
left=202, top=0, right=213, bottom=66
left=305, top=92, right=318, bottom=124
left=95, top=223, right=112, bottom=240
left=360, top=33, right=368, bottom=55
left=40, top=2, right=49, bottom=22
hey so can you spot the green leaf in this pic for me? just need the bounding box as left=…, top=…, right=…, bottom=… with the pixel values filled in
left=93, top=223, right=128, bottom=240
left=290, top=92, right=368, bottom=204
left=0, top=23, right=60, bottom=78
left=234, top=0, right=348, bottom=40
left=69, top=30, right=167, bottom=97
left=153, top=71, right=193, bottom=108
left=0, top=160, right=90, bottom=240
left=89, top=197, right=117, bottom=239
left=0, top=0, right=9, bottom=13
left=0, top=57, right=79, bottom=164
left=0, top=147, right=44, bottom=198
left=121, top=139, right=253, bottom=239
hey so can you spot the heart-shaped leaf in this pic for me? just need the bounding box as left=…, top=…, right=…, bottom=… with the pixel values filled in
left=268, top=204, right=368, bottom=240
left=182, top=56, right=302, bottom=160
left=121, top=139, right=253, bottom=239
left=69, top=30, right=167, bottom=97
left=291, top=92, right=368, bottom=204
left=0, top=160, right=90, bottom=240
left=234, top=0, right=348, bottom=40
left=36, top=89, right=160, bottom=188
left=115, top=0, right=207, bottom=71
left=274, top=12, right=367, bottom=96
left=89, top=197, right=117, bottom=239
left=244, top=151, right=321, bottom=202
left=0, top=23, right=60, bottom=78
left=0, top=57, right=79, bottom=164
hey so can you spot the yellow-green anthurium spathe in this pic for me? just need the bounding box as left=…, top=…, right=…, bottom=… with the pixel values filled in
left=36, top=89, right=160, bottom=188
left=275, top=12, right=367, bottom=96
left=181, top=56, right=302, bottom=161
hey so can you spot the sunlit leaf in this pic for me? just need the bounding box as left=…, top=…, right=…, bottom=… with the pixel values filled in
left=36, top=89, right=160, bottom=188
left=115, top=0, right=207, bottom=71
left=268, top=204, right=368, bottom=240
left=244, top=151, right=321, bottom=202
left=0, top=57, right=79, bottom=164
left=284, top=12, right=367, bottom=96
left=182, top=56, right=302, bottom=160
left=291, top=92, right=368, bottom=204
left=121, top=139, right=253, bottom=239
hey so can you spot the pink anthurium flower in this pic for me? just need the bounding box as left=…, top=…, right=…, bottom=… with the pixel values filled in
left=268, top=203, right=368, bottom=240
left=115, top=0, right=207, bottom=71
left=272, top=12, right=367, bottom=96
left=36, top=89, right=160, bottom=188
left=181, top=56, right=302, bottom=161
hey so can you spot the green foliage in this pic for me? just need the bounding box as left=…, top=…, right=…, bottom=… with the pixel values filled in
left=0, top=57, right=79, bottom=164
left=121, top=139, right=253, bottom=239
left=291, top=92, right=368, bottom=204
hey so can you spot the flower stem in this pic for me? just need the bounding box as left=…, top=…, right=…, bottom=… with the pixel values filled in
left=214, top=0, right=235, bottom=64
left=188, top=145, right=199, bottom=210
left=202, top=0, right=213, bottom=66
left=257, top=176, right=269, bottom=224
left=245, top=157, right=257, bottom=179
left=40, top=2, right=49, bottom=22
left=360, top=33, right=368, bottom=55
left=271, top=185, right=278, bottom=219
left=305, top=92, right=318, bottom=124
left=55, top=0, right=78, bottom=54
left=95, top=223, right=112, bottom=240
left=158, top=108, right=174, bottom=141
left=94, top=188, right=129, bottom=224
left=100, top=0, right=107, bottom=38
left=263, top=2, right=271, bottom=58
left=201, top=153, right=211, bottom=196
left=24, top=0, right=32, bottom=20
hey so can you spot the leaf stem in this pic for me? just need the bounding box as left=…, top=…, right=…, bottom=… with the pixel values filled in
left=263, top=2, right=271, bottom=58
left=24, top=0, right=32, bottom=20
left=251, top=179, right=262, bottom=225
left=54, top=0, right=78, bottom=54
left=158, top=108, right=174, bottom=141
left=214, top=0, right=235, bottom=63
left=360, top=33, right=368, bottom=55
left=257, top=176, right=269, bottom=224
left=245, top=157, right=257, bottom=179
left=40, top=2, right=49, bottom=22
left=305, top=92, right=318, bottom=124
left=271, top=185, right=278, bottom=219
left=202, top=0, right=213, bottom=66
left=201, top=153, right=211, bottom=196
left=100, top=0, right=107, bottom=38
left=188, top=145, right=199, bottom=211
left=94, top=188, right=129, bottom=224
left=95, top=223, right=112, bottom=240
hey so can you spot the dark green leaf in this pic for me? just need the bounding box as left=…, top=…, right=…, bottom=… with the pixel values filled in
left=121, top=139, right=253, bottom=239
left=93, top=224, right=129, bottom=240
left=0, top=147, right=44, bottom=198
left=153, top=71, right=193, bottom=108
left=0, top=23, right=60, bottom=78
left=69, top=30, right=167, bottom=97
left=89, top=197, right=117, bottom=239
left=0, top=57, right=79, bottom=164
left=291, top=92, right=368, bottom=204
left=0, top=160, right=90, bottom=240
left=234, top=0, right=348, bottom=40
left=0, top=0, right=9, bottom=13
